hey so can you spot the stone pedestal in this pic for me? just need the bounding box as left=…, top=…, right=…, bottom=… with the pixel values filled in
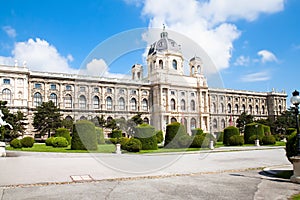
left=209, top=141, right=214, bottom=150
left=115, top=143, right=122, bottom=154
left=291, top=156, right=300, bottom=184
left=0, top=142, right=6, bottom=157
left=255, top=139, right=260, bottom=147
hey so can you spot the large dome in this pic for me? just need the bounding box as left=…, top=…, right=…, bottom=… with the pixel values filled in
left=148, top=30, right=181, bottom=55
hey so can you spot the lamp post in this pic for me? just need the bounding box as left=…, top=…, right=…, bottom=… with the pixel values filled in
left=290, top=90, right=300, bottom=156
left=290, top=90, right=300, bottom=183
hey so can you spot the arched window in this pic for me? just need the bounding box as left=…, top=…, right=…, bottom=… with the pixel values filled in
left=262, top=105, right=265, bottom=114
left=93, top=96, right=100, bottom=109
left=142, top=99, right=148, bottom=111
left=197, top=65, right=201, bottom=73
left=242, top=104, right=246, bottom=113
left=227, top=103, right=232, bottom=113
left=191, top=66, right=195, bottom=74
left=213, top=119, right=217, bottom=129
left=79, top=95, right=86, bottom=109
left=171, top=99, right=176, bottom=111
left=171, top=117, right=177, bottom=123
left=65, top=116, right=72, bottom=121
left=212, top=103, right=216, bottom=113
left=64, top=94, right=72, bottom=108
left=279, top=105, right=282, bottom=113
left=130, top=98, right=137, bottom=111
left=172, top=59, right=177, bottom=70
left=191, top=118, right=196, bottom=129
left=190, top=100, right=195, bottom=111
left=80, top=116, right=87, bottom=120
left=221, top=119, right=226, bottom=129
left=106, top=97, right=112, bottom=110
left=159, top=60, right=163, bottom=69
left=221, top=103, right=224, bottom=113
left=33, top=92, right=42, bottom=107
left=118, top=97, right=125, bottom=110
left=180, top=99, right=186, bottom=110
left=2, top=88, right=11, bottom=103
left=143, top=117, right=149, bottom=124
left=255, top=105, right=259, bottom=114
left=235, top=104, right=239, bottom=114
left=249, top=105, right=253, bottom=114
left=50, top=93, right=57, bottom=106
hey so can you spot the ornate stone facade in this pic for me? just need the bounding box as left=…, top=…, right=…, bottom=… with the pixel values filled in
left=0, top=30, right=287, bottom=137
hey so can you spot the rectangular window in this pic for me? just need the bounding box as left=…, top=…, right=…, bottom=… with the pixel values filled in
left=34, top=83, right=41, bottom=89
left=66, top=85, right=71, bottom=90
left=3, top=79, right=10, bottom=84
left=80, top=87, right=85, bottom=92
left=94, top=87, right=99, bottom=93
left=50, top=84, right=56, bottom=90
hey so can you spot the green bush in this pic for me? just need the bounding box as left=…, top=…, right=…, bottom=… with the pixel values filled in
left=52, top=137, right=68, bottom=147
left=164, top=122, right=188, bottom=148
left=109, top=138, right=117, bottom=144
left=45, top=137, right=55, bottom=146
left=20, top=137, right=35, bottom=148
left=228, top=135, right=244, bottom=146
left=125, top=138, right=142, bottom=152
left=217, top=132, right=224, bottom=142
left=156, top=130, right=164, bottom=143
left=134, top=124, right=157, bottom=150
left=10, top=138, right=22, bottom=148
left=111, top=130, right=122, bottom=139
left=249, top=135, right=263, bottom=144
left=223, top=126, right=239, bottom=146
left=178, top=134, right=193, bottom=148
left=286, top=130, right=297, bottom=162
left=262, top=125, right=271, bottom=135
left=95, top=127, right=105, bottom=144
left=119, top=137, right=130, bottom=150
left=286, top=128, right=296, bottom=135
left=262, top=135, right=276, bottom=145
left=55, top=128, right=71, bottom=144
left=191, top=128, right=204, bottom=136
left=71, top=120, right=98, bottom=150
left=244, top=123, right=265, bottom=144
left=191, top=135, right=205, bottom=148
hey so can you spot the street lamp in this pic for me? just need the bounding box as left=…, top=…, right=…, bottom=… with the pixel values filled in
left=290, top=90, right=300, bottom=156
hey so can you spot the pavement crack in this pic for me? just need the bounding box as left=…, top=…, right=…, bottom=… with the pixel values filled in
left=105, top=181, right=120, bottom=200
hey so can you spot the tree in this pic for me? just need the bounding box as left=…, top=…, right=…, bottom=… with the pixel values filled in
left=273, top=108, right=296, bottom=134
left=126, top=114, right=144, bottom=136
left=0, top=101, right=27, bottom=141
left=236, top=112, right=253, bottom=133
left=32, top=101, right=62, bottom=137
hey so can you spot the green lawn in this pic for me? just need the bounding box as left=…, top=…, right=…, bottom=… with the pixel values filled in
left=6, top=141, right=285, bottom=154
left=291, top=193, right=300, bottom=200
left=6, top=143, right=116, bottom=153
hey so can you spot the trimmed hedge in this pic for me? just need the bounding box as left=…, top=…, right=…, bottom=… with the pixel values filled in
left=190, top=133, right=216, bottom=148
left=52, top=137, right=68, bottom=147
left=95, top=127, right=105, bottom=144
left=262, top=125, right=271, bottom=135
left=20, top=137, right=35, bottom=148
left=217, top=132, right=224, bottom=142
left=286, top=130, right=297, bottom=162
left=249, top=135, right=263, bottom=144
left=191, top=135, right=205, bottom=148
left=10, top=138, right=22, bottom=148
left=55, top=128, right=71, bottom=144
left=156, top=130, right=164, bottom=143
left=228, top=135, right=244, bottom=146
left=244, top=123, right=264, bottom=144
left=223, top=126, right=239, bottom=146
left=71, top=120, right=98, bottom=150
left=164, top=122, right=189, bottom=148
left=286, top=128, right=296, bottom=135
left=124, top=138, right=142, bottom=152
left=111, top=130, right=122, bottom=139
left=45, top=137, right=55, bottom=146
left=191, top=128, right=204, bottom=136
left=262, top=135, right=276, bottom=145
left=119, top=137, right=130, bottom=150
left=134, top=124, right=157, bottom=150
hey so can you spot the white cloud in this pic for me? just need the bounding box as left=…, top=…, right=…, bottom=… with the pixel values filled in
left=2, top=26, right=16, bottom=38
left=0, top=38, right=77, bottom=74
left=240, top=71, right=270, bottom=82
left=84, top=58, right=131, bottom=79
left=257, top=50, right=278, bottom=63
left=140, top=0, right=284, bottom=71
left=234, top=55, right=250, bottom=66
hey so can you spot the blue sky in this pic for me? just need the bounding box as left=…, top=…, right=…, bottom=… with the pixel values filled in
left=0, top=0, right=300, bottom=101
